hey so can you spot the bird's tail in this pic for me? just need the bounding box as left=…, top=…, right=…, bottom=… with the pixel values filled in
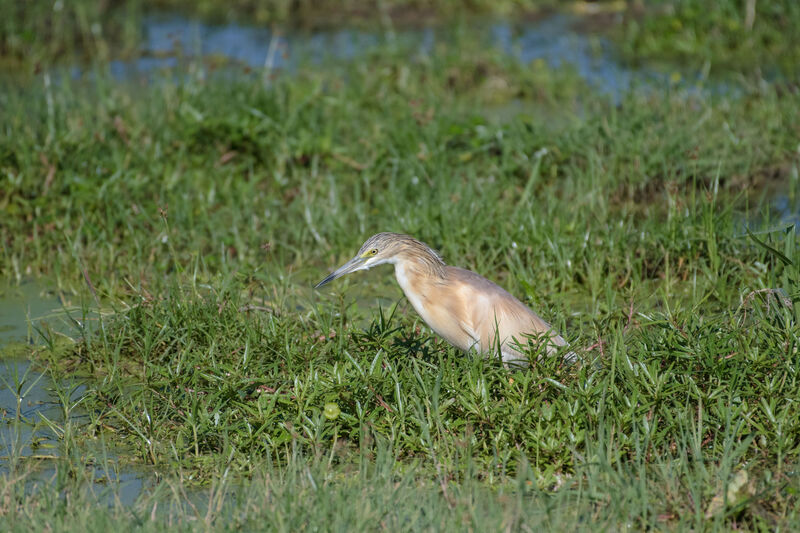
left=547, top=331, right=581, bottom=365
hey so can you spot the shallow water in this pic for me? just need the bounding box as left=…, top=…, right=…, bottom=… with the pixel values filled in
left=0, top=281, right=148, bottom=506
left=767, top=180, right=800, bottom=227
left=0, top=282, right=72, bottom=346
left=69, top=11, right=709, bottom=100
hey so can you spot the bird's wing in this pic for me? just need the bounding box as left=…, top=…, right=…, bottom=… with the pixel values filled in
left=399, top=271, right=481, bottom=353
left=446, top=266, right=567, bottom=357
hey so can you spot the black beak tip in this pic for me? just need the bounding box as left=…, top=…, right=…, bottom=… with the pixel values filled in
left=314, top=273, right=336, bottom=289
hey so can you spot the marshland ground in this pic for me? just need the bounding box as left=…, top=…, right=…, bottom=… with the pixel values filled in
left=1, top=0, right=800, bottom=530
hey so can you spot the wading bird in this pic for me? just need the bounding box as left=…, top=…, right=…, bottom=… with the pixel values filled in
left=315, top=232, right=575, bottom=366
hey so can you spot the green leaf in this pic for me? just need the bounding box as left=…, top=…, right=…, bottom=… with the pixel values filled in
left=746, top=227, right=793, bottom=266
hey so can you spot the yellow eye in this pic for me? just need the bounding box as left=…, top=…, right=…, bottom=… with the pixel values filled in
left=370, top=249, right=378, bottom=255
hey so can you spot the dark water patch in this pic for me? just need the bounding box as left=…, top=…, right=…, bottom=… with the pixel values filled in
left=767, top=165, right=800, bottom=227
left=769, top=194, right=800, bottom=227
left=741, top=165, right=800, bottom=231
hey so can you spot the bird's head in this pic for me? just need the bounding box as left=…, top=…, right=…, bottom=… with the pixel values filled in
left=314, top=232, right=442, bottom=288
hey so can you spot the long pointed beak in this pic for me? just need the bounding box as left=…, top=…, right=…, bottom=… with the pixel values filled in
left=314, top=256, right=366, bottom=288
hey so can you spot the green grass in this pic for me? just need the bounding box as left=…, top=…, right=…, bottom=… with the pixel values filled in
left=2, top=15, right=800, bottom=531
left=618, top=0, right=800, bottom=77
left=3, top=441, right=798, bottom=531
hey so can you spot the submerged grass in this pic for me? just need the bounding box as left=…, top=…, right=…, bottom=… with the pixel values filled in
left=1, top=15, right=800, bottom=531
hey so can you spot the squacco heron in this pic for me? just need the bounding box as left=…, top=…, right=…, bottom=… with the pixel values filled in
left=315, top=232, right=574, bottom=366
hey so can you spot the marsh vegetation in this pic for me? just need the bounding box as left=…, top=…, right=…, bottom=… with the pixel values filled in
left=1, top=0, right=799, bottom=530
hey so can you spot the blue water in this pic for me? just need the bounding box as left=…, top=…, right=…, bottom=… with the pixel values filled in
left=67, top=12, right=709, bottom=100
left=0, top=282, right=148, bottom=506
